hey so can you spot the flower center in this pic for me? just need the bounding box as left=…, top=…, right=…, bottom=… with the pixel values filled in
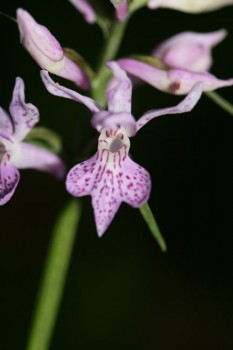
left=98, top=127, right=130, bottom=158
left=106, top=130, right=125, bottom=153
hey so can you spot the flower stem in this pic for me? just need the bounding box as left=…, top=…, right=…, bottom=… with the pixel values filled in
left=129, top=0, right=148, bottom=13
left=26, top=199, right=81, bottom=350
left=139, top=202, right=167, bottom=252
left=92, top=18, right=128, bottom=105
left=205, top=91, right=233, bottom=117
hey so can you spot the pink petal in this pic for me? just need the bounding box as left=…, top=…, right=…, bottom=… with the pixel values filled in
left=0, top=130, right=15, bottom=145
left=153, top=30, right=227, bottom=72
left=68, top=0, right=96, bottom=23
left=117, top=58, right=170, bottom=91
left=41, top=70, right=101, bottom=113
left=9, top=77, right=39, bottom=141
left=66, top=128, right=151, bottom=236
left=168, top=69, right=233, bottom=94
left=107, top=61, right=132, bottom=113
left=0, top=108, right=13, bottom=134
left=17, top=8, right=90, bottom=88
left=92, top=111, right=137, bottom=137
left=148, top=0, right=233, bottom=13
left=15, top=142, right=66, bottom=179
left=111, top=0, right=128, bottom=21
left=0, top=154, right=20, bottom=205
left=136, top=82, right=203, bottom=131
left=117, top=58, right=233, bottom=94
left=17, top=8, right=63, bottom=61
left=54, top=55, right=90, bottom=90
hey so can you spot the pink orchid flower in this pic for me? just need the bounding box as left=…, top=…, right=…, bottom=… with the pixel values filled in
left=41, top=62, right=202, bottom=236
left=117, top=29, right=233, bottom=95
left=153, top=29, right=227, bottom=72
left=17, top=8, right=90, bottom=89
left=0, top=78, right=65, bottom=205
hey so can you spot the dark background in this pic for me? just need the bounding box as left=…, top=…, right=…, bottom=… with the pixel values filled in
left=0, top=1, right=233, bottom=349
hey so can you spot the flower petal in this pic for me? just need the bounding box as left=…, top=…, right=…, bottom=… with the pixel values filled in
left=168, top=69, right=233, bottom=94
left=17, top=8, right=63, bottom=61
left=136, top=82, right=203, bottom=131
left=14, top=142, right=65, bottom=179
left=117, top=157, right=151, bottom=208
left=66, top=152, right=121, bottom=236
left=66, top=128, right=151, bottom=236
left=111, top=0, right=128, bottom=21
left=117, top=58, right=233, bottom=94
left=117, top=58, right=170, bottom=91
left=53, top=55, right=90, bottom=90
left=0, top=155, right=20, bottom=205
left=68, top=0, right=96, bottom=23
left=17, top=8, right=90, bottom=88
left=153, top=30, right=227, bottom=72
left=40, top=70, right=102, bottom=113
left=9, top=77, right=39, bottom=141
left=92, top=111, right=137, bottom=136
left=107, top=61, right=132, bottom=113
left=0, top=130, right=15, bottom=147
left=0, top=107, right=13, bottom=134
left=148, top=0, right=233, bottom=13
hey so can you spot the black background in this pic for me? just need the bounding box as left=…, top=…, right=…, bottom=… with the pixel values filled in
left=0, top=1, right=233, bottom=349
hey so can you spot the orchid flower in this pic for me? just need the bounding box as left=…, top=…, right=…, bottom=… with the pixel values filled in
left=148, top=0, right=233, bottom=13
left=68, top=0, right=128, bottom=23
left=0, top=77, right=65, bottom=205
left=117, top=29, right=233, bottom=95
left=41, top=62, right=202, bottom=235
left=17, top=8, right=90, bottom=89
left=153, top=29, right=227, bottom=73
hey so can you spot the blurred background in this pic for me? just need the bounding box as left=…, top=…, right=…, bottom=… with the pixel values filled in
left=0, top=0, right=233, bottom=349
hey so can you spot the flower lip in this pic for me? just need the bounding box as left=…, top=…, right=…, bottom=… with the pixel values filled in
left=66, top=126, right=151, bottom=236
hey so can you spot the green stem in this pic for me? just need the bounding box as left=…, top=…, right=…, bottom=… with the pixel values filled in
left=129, top=0, right=148, bottom=13
left=139, top=203, right=167, bottom=252
left=205, top=91, right=233, bottom=117
left=92, top=18, right=128, bottom=105
left=26, top=199, right=81, bottom=350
